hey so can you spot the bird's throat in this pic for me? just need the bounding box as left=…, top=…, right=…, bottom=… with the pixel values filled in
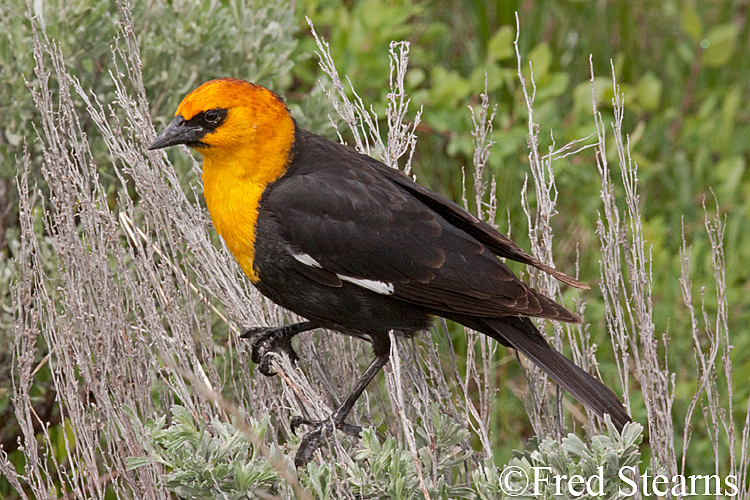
left=201, top=141, right=292, bottom=283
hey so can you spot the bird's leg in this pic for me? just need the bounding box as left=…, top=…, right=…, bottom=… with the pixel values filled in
left=241, top=321, right=317, bottom=376
left=291, top=335, right=391, bottom=467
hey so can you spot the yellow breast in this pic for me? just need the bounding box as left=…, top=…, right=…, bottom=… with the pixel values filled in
left=187, top=87, right=295, bottom=282
left=203, top=164, right=265, bottom=283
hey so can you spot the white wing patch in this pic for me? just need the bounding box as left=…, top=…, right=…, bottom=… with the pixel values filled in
left=293, top=253, right=322, bottom=268
left=293, top=253, right=394, bottom=295
left=337, top=275, right=395, bottom=295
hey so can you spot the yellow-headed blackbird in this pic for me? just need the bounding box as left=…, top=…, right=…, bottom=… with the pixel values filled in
left=149, top=78, right=630, bottom=466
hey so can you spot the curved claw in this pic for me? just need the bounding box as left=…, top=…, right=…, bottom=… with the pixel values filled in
left=241, top=325, right=303, bottom=376
left=295, top=426, right=329, bottom=467
left=290, top=350, right=389, bottom=467
left=290, top=416, right=315, bottom=436
left=291, top=415, right=364, bottom=467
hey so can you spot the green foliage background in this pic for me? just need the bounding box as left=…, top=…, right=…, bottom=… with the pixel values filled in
left=1, top=0, right=748, bottom=496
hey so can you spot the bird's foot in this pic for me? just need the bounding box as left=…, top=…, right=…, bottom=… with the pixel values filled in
left=290, top=415, right=363, bottom=467
left=241, top=325, right=300, bottom=376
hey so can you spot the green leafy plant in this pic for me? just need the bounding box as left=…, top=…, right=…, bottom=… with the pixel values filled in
left=3, top=1, right=749, bottom=499
left=501, top=418, right=643, bottom=499
left=126, top=405, right=283, bottom=500
left=307, top=405, right=475, bottom=500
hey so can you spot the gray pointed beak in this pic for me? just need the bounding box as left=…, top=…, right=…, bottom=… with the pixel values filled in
left=148, top=115, right=204, bottom=150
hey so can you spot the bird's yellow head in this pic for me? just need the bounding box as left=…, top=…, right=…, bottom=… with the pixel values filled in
left=149, top=78, right=295, bottom=178
left=149, top=79, right=296, bottom=282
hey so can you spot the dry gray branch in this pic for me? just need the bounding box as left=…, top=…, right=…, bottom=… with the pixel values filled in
left=6, top=4, right=749, bottom=499
left=513, top=13, right=605, bottom=438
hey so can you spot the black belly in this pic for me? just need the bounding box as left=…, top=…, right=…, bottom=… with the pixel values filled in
left=252, top=214, right=434, bottom=337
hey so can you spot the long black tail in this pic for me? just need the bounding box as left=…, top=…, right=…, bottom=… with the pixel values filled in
left=478, top=316, right=631, bottom=431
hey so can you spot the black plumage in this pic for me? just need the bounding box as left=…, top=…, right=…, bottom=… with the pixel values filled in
left=151, top=80, right=630, bottom=467
left=250, top=126, right=630, bottom=463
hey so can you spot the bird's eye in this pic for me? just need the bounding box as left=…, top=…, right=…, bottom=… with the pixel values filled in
left=204, top=109, right=221, bottom=123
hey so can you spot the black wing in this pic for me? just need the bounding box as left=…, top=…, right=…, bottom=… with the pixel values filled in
left=265, top=136, right=579, bottom=323
left=368, top=160, right=588, bottom=289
